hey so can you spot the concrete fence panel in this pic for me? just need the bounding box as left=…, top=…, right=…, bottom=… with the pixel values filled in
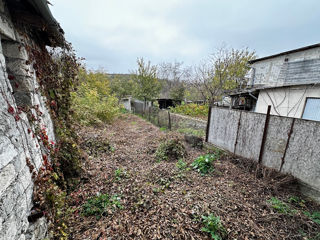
left=282, top=119, right=320, bottom=193
left=208, top=107, right=241, bottom=153
left=261, top=116, right=294, bottom=170
left=207, top=106, right=320, bottom=201
left=234, top=111, right=265, bottom=160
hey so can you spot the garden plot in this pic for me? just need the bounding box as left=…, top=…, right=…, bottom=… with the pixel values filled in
left=68, top=114, right=320, bottom=240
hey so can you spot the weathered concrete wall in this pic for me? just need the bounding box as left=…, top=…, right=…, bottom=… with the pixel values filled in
left=281, top=119, right=320, bottom=199
left=170, top=113, right=207, bottom=131
left=235, top=111, right=265, bottom=160
left=261, top=116, right=293, bottom=170
left=208, top=107, right=320, bottom=201
left=255, top=85, right=320, bottom=118
left=208, top=108, right=240, bottom=152
left=0, top=1, right=54, bottom=239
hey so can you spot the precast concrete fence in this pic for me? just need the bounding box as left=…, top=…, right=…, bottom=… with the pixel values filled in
left=207, top=106, right=320, bottom=201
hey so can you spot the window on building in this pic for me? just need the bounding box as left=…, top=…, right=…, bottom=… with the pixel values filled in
left=302, top=98, right=320, bottom=121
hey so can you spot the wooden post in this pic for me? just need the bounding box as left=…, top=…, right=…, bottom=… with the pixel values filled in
left=205, top=104, right=212, bottom=142
left=168, top=111, right=172, bottom=130
left=258, top=105, right=271, bottom=164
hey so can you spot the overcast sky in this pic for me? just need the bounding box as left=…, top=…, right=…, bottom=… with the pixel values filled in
left=50, top=0, right=320, bottom=73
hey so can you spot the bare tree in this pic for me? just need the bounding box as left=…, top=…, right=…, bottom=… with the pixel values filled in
left=191, top=46, right=256, bottom=103
left=158, top=61, right=191, bottom=101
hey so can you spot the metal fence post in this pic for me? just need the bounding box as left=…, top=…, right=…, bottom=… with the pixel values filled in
left=258, top=105, right=271, bottom=164
left=205, top=104, right=212, bottom=142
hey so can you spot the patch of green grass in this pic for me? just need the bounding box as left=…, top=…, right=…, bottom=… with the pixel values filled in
left=131, top=121, right=137, bottom=125
left=82, top=193, right=123, bottom=219
left=304, top=211, right=320, bottom=225
left=267, top=197, right=294, bottom=214
left=201, top=213, right=227, bottom=240
left=177, top=128, right=205, bottom=137
left=160, top=126, right=168, bottom=131
left=192, top=154, right=217, bottom=175
left=288, top=196, right=306, bottom=207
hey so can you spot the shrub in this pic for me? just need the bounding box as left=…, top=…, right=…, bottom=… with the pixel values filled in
left=192, top=154, right=217, bottom=175
left=170, top=103, right=209, bottom=118
left=155, top=138, right=186, bottom=162
left=201, top=214, right=227, bottom=240
left=82, top=193, right=122, bottom=219
left=71, top=69, right=120, bottom=125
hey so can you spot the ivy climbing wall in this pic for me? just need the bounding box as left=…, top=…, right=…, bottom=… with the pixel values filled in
left=0, top=1, right=56, bottom=239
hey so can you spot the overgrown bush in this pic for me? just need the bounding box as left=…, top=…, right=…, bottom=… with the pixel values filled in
left=192, top=154, right=217, bottom=175
left=155, top=138, right=186, bottom=162
left=170, top=103, right=208, bottom=118
left=71, top=69, right=120, bottom=125
left=201, top=214, right=227, bottom=240
left=82, top=193, right=122, bottom=219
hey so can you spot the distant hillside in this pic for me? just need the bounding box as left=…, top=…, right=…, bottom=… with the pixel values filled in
left=107, top=73, right=132, bottom=81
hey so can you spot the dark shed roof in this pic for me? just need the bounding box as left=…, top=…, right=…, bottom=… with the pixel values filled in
left=249, top=43, right=320, bottom=64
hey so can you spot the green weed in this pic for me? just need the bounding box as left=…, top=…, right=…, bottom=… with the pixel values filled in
left=192, top=154, right=217, bottom=175
left=201, top=214, right=227, bottom=240
left=288, top=196, right=306, bottom=207
left=114, top=168, right=128, bottom=181
left=82, top=193, right=122, bottom=219
left=176, top=159, right=188, bottom=171
left=267, top=197, right=294, bottom=214
left=160, top=126, right=168, bottom=131
left=304, top=211, right=320, bottom=225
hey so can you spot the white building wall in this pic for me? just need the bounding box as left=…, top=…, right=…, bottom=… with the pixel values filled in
left=255, top=85, right=320, bottom=118
left=250, top=47, right=320, bottom=87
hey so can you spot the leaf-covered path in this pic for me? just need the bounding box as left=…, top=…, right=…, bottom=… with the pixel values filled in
left=68, top=114, right=320, bottom=239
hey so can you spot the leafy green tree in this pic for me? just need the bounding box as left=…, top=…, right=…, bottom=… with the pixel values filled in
left=169, top=85, right=185, bottom=101
left=132, top=58, right=161, bottom=106
left=109, top=76, right=135, bottom=101
left=158, top=61, right=190, bottom=101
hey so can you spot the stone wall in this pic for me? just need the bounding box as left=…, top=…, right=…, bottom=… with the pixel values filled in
left=208, top=107, right=320, bottom=202
left=0, top=1, right=54, bottom=239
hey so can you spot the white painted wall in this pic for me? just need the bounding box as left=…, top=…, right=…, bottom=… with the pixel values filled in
left=255, top=85, right=320, bottom=118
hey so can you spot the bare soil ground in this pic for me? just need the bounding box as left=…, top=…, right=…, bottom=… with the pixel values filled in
left=68, top=114, right=320, bottom=240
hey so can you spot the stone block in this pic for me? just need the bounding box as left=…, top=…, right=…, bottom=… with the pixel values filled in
left=0, top=14, right=16, bottom=41
left=2, top=42, right=28, bottom=60
left=0, top=136, right=18, bottom=170
left=0, top=163, right=16, bottom=196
